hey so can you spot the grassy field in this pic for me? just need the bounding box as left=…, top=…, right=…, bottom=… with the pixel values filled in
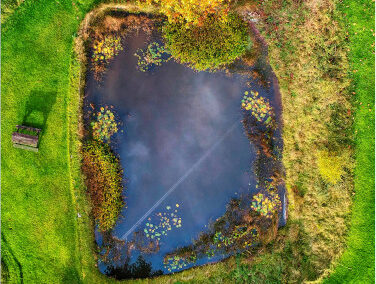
left=1, top=0, right=374, bottom=283
left=256, top=0, right=375, bottom=282
left=323, top=0, right=375, bottom=282
left=1, top=0, right=100, bottom=282
left=253, top=0, right=354, bottom=278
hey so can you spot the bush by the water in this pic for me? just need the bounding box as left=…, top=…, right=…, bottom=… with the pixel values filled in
left=163, top=13, right=249, bottom=71
left=82, top=141, right=124, bottom=232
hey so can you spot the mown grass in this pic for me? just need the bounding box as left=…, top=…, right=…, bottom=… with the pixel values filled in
left=323, top=0, right=375, bottom=282
left=1, top=0, right=100, bottom=282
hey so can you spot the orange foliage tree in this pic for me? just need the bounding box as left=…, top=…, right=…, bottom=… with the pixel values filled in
left=145, top=0, right=230, bottom=26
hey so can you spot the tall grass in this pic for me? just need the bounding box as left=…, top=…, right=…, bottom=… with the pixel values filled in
left=244, top=0, right=373, bottom=282
left=323, top=0, right=375, bottom=282
left=252, top=0, right=355, bottom=277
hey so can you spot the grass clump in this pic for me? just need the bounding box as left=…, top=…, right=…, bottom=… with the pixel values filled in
left=163, top=13, right=249, bottom=71
left=229, top=221, right=318, bottom=283
left=82, top=141, right=124, bottom=232
left=317, top=150, right=345, bottom=184
left=1, top=0, right=24, bottom=23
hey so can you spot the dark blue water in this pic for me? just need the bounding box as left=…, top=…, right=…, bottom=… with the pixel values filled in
left=85, top=31, right=282, bottom=276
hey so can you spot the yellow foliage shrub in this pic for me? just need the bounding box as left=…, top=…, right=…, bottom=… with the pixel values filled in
left=144, top=0, right=229, bottom=26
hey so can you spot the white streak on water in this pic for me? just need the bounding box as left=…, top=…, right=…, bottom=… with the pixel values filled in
left=120, top=119, right=240, bottom=240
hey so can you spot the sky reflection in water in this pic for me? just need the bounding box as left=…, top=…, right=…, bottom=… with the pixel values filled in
left=86, top=31, right=278, bottom=275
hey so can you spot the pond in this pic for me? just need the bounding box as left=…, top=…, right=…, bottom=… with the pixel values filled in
left=85, top=25, right=285, bottom=279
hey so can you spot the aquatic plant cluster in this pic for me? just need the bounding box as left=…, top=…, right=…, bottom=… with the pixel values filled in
left=250, top=192, right=281, bottom=219
left=82, top=141, right=124, bottom=232
left=143, top=204, right=182, bottom=241
left=241, top=90, right=274, bottom=127
left=91, top=35, right=123, bottom=81
left=92, top=35, right=123, bottom=63
left=213, top=226, right=258, bottom=251
left=163, top=253, right=197, bottom=272
left=162, top=198, right=267, bottom=273
left=83, top=104, right=123, bottom=233
left=91, top=106, right=119, bottom=142
left=135, top=42, right=171, bottom=72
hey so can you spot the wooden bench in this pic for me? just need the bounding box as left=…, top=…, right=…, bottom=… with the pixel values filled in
left=12, top=125, right=41, bottom=152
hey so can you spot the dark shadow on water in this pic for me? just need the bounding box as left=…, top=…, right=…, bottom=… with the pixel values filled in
left=106, top=255, right=163, bottom=280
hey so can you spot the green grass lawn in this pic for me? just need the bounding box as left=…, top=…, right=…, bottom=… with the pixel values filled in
left=324, top=0, right=375, bottom=282
left=1, top=0, right=99, bottom=282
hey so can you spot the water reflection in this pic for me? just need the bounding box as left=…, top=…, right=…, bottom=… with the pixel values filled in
left=85, top=28, right=284, bottom=279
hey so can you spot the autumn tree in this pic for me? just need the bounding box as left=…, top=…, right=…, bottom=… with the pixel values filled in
left=148, top=0, right=230, bottom=26
left=141, top=0, right=250, bottom=71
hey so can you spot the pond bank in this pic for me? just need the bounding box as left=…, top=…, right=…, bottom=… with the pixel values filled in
left=239, top=0, right=357, bottom=282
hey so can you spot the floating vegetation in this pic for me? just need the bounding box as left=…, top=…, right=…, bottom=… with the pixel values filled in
left=143, top=204, right=182, bottom=241
left=163, top=198, right=263, bottom=271
left=92, top=35, right=123, bottom=63
left=241, top=90, right=274, bottom=127
left=91, top=106, right=119, bottom=142
left=205, top=248, right=215, bottom=258
left=91, top=35, right=123, bottom=81
left=135, top=42, right=171, bottom=72
left=131, top=231, right=160, bottom=254
left=213, top=225, right=258, bottom=250
left=250, top=192, right=282, bottom=219
left=163, top=253, right=197, bottom=272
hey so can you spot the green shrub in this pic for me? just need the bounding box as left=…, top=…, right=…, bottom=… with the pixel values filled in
left=82, top=141, right=124, bottom=232
left=163, top=13, right=249, bottom=71
left=317, top=150, right=344, bottom=184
